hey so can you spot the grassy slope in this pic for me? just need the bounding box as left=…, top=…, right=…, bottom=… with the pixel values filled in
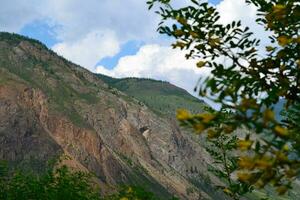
left=97, top=74, right=207, bottom=117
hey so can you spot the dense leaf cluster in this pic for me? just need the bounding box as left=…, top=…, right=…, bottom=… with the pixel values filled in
left=0, top=161, right=163, bottom=200
left=148, top=0, right=300, bottom=197
left=0, top=161, right=101, bottom=200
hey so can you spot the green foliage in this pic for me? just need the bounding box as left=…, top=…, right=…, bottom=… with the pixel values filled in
left=0, top=32, right=48, bottom=49
left=0, top=161, right=168, bottom=200
left=197, top=110, right=253, bottom=199
left=148, top=0, right=300, bottom=196
left=206, top=133, right=253, bottom=199
left=281, top=103, right=300, bottom=156
left=105, top=186, right=156, bottom=200
left=0, top=161, right=101, bottom=200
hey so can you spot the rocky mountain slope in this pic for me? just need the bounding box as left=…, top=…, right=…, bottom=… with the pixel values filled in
left=0, top=32, right=227, bottom=199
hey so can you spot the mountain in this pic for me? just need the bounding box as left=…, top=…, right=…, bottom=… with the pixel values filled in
left=97, top=74, right=207, bottom=117
left=1, top=33, right=299, bottom=200
left=0, top=32, right=224, bottom=199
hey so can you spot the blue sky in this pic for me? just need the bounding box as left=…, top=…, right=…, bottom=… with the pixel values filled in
left=20, top=20, right=60, bottom=47
left=1, top=0, right=265, bottom=108
left=17, top=0, right=221, bottom=72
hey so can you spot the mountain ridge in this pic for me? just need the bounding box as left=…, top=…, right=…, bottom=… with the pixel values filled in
left=0, top=32, right=221, bottom=199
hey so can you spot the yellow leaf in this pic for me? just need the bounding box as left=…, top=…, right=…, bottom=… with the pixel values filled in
left=174, top=30, right=185, bottom=37
left=255, top=180, right=267, bottom=188
left=238, top=140, right=253, bottom=151
left=276, top=151, right=288, bottom=162
left=255, top=156, right=273, bottom=169
left=223, top=125, right=234, bottom=134
left=263, top=109, right=275, bottom=122
left=241, top=98, right=258, bottom=109
left=176, top=109, right=191, bottom=120
left=276, top=185, right=288, bottom=195
left=286, top=169, right=297, bottom=178
left=197, top=113, right=215, bottom=123
left=208, top=38, right=221, bottom=47
left=196, top=61, right=206, bottom=68
left=266, top=46, right=275, bottom=52
left=274, top=125, right=289, bottom=137
left=190, top=31, right=198, bottom=38
left=172, top=41, right=186, bottom=49
left=272, top=4, right=286, bottom=14
left=223, top=188, right=233, bottom=195
left=237, top=172, right=252, bottom=182
left=127, top=187, right=133, bottom=193
left=277, top=35, right=291, bottom=46
left=176, top=17, right=188, bottom=26
left=239, top=156, right=255, bottom=169
left=282, top=144, right=289, bottom=151
left=193, top=123, right=206, bottom=134
left=207, top=129, right=219, bottom=139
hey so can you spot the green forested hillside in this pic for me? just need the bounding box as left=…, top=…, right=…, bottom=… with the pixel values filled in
left=97, top=74, right=207, bottom=116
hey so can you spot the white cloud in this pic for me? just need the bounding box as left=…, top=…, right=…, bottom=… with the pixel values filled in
left=217, top=0, right=271, bottom=48
left=52, top=30, right=120, bottom=71
left=96, top=44, right=211, bottom=94
left=44, top=0, right=159, bottom=43
left=0, top=0, right=43, bottom=32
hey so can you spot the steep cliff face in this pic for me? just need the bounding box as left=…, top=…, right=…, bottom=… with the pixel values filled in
left=0, top=33, right=223, bottom=199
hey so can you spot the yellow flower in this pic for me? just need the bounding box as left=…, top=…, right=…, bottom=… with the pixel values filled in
left=276, top=151, right=288, bottom=162
left=207, top=129, right=219, bottom=139
left=174, top=29, right=185, bottom=37
left=274, top=125, right=289, bottom=137
left=241, top=98, right=258, bottom=109
left=272, top=4, right=286, bottom=20
left=255, top=156, right=273, bottom=169
left=209, top=38, right=221, bottom=47
left=266, top=46, right=275, bottom=52
left=197, top=113, right=215, bottom=123
left=255, top=180, right=267, bottom=188
left=193, top=123, right=206, bottom=134
left=263, top=109, right=275, bottom=122
left=273, top=4, right=286, bottom=12
left=238, top=139, right=253, bottom=151
left=120, top=198, right=129, bottom=200
left=176, top=17, right=188, bottom=26
left=196, top=61, right=206, bottom=68
left=223, top=188, right=233, bottom=195
left=285, top=169, right=297, bottom=178
left=223, top=125, right=234, bottom=134
left=237, top=172, right=252, bottom=182
left=127, top=187, right=133, bottom=193
left=190, top=31, right=198, bottom=38
left=176, top=109, right=191, bottom=120
left=172, top=41, right=186, bottom=49
left=277, top=35, right=291, bottom=46
left=282, top=144, right=289, bottom=151
left=276, top=185, right=288, bottom=195
left=239, top=156, right=254, bottom=169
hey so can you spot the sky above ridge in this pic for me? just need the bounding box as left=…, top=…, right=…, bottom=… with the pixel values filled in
left=0, top=0, right=270, bottom=108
